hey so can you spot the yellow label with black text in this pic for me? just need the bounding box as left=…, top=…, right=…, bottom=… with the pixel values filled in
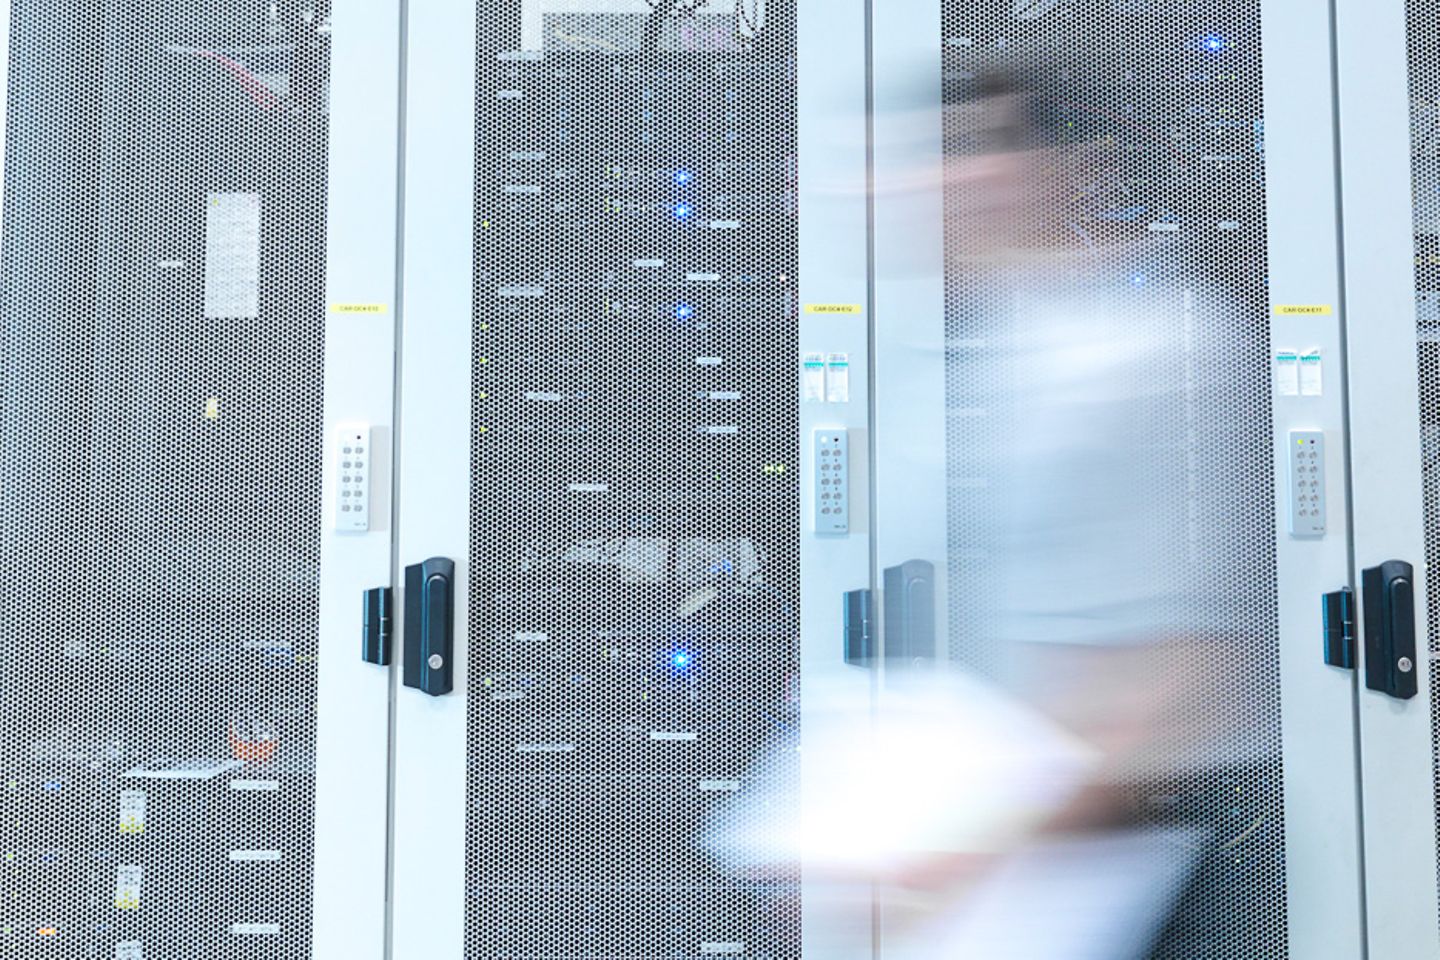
left=804, top=304, right=863, bottom=315
left=329, top=303, right=388, bottom=314
left=1272, top=304, right=1333, bottom=316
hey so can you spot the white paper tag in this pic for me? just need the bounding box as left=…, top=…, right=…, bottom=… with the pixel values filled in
left=1300, top=349, right=1323, bottom=396
left=115, top=942, right=143, bottom=960
left=230, top=923, right=281, bottom=936
left=229, top=850, right=283, bottom=862
left=802, top=353, right=825, bottom=402
left=204, top=193, right=260, bottom=319
left=513, top=631, right=548, bottom=642
left=649, top=731, right=698, bottom=741
left=696, top=356, right=723, bottom=366
left=119, top=790, right=146, bottom=835
left=115, top=865, right=142, bottom=910
left=826, top=353, right=850, bottom=403
left=229, top=779, right=280, bottom=792
left=699, top=779, right=742, bottom=792
left=1274, top=351, right=1300, bottom=397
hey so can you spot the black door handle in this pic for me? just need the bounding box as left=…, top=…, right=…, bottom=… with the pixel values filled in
left=1362, top=559, right=1418, bottom=700
left=403, top=557, right=455, bottom=696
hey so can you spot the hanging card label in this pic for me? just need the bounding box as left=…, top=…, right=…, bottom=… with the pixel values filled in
left=1299, top=349, right=1323, bottom=396
left=114, top=865, right=142, bottom=910
left=204, top=193, right=261, bottom=320
left=119, top=790, right=146, bottom=835
left=1274, top=352, right=1299, bottom=397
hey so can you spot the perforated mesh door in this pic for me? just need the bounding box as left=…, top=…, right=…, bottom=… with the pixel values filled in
left=939, top=3, right=1286, bottom=957
left=0, top=4, right=329, bottom=956
left=467, top=3, right=799, bottom=958
left=1404, top=0, right=1440, bottom=930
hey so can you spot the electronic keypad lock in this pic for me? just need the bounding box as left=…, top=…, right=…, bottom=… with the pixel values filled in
left=1362, top=559, right=1418, bottom=701
left=403, top=557, right=455, bottom=696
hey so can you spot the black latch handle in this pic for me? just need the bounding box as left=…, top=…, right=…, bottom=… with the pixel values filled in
left=403, top=557, right=455, bottom=696
left=1362, top=560, right=1418, bottom=700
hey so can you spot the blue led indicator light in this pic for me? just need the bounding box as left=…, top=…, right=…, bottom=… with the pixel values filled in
left=673, top=202, right=693, bottom=220
left=676, top=304, right=695, bottom=320
left=673, top=653, right=690, bottom=668
left=674, top=170, right=694, bottom=184
left=1203, top=34, right=1225, bottom=51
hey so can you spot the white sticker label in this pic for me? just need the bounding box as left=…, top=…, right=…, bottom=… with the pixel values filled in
left=229, top=779, right=280, bottom=792
left=115, top=865, right=142, bottom=910
left=699, top=779, right=742, bottom=792
left=497, top=89, right=524, bottom=99
left=700, top=943, right=746, bottom=954
left=1300, top=349, right=1323, bottom=396
left=513, top=631, right=548, bottom=642
left=696, top=356, right=723, bottom=366
left=508, top=151, right=546, bottom=160
left=119, top=790, right=146, bottom=835
left=204, top=193, right=261, bottom=320
left=230, top=923, right=281, bottom=936
left=826, top=353, right=850, bottom=404
left=686, top=272, right=721, bottom=282
left=633, top=258, right=665, bottom=268
left=704, top=425, right=739, bottom=435
left=567, top=483, right=609, bottom=493
left=649, top=731, right=698, bottom=741
left=229, top=850, right=282, bottom=862
left=524, top=391, right=564, bottom=402
left=491, top=690, right=526, bottom=701
left=1274, top=351, right=1300, bottom=397
left=503, top=184, right=542, bottom=194
left=802, top=353, right=826, bottom=402
left=707, top=391, right=741, bottom=401
left=709, top=220, right=742, bottom=230
left=516, top=743, right=576, bottom=753
left=116, top=942, right=143, bottom=960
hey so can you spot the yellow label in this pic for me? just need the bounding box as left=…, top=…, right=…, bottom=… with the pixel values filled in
left=1272, top=304, right=1333, bottom=316
left=804, top=304, right=863, bottom=315
left=329, top=303, right=388, bottom=314
left=204, top=398, right=220, bottom=420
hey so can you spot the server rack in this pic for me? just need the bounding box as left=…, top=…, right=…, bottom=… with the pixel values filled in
left=1333, top=0, right=1440, bottom=958
left=0, top=3, right=398, bottom=958
left=870, top=0, right=1367, bottom=957
left=390, top=1, right=872, bottom=957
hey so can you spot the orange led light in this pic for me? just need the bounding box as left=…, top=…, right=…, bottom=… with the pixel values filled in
left=37, top=927, right=57, bottom=937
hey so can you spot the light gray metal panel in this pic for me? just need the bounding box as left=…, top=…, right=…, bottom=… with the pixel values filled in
left=795, top=0, right=873, bottom=955
left=389, top=0, right=478, bottom=954
left=0, top=1, right=335, bottom=956
left=313, top=2, right=402, bottom=958
left=1333, top=0, right=1440, bottom=955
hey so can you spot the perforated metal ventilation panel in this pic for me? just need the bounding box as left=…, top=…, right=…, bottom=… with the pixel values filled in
left=1403, top=0, right=1440, bottom=934
left=940, top=2, right=1285, bottom=957
left=0, top=3, right=329, bottom=957
left=467, top=2, right=799, bottom=958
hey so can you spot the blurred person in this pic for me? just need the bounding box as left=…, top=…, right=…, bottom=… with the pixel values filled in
left=708, top=49, right=1279, bottom=960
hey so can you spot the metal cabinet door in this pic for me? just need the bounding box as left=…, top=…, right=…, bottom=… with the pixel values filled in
left=0, top=2, right=399, bottom=958
left=868, top=1, right=1367, bottom=957
left=389, top=2, right=873, bottom=958
left=1333, top=1, right=1440, bottom=957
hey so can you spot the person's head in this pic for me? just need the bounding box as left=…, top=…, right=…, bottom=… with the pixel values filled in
left=945, top=60, right=1141, bottom=258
